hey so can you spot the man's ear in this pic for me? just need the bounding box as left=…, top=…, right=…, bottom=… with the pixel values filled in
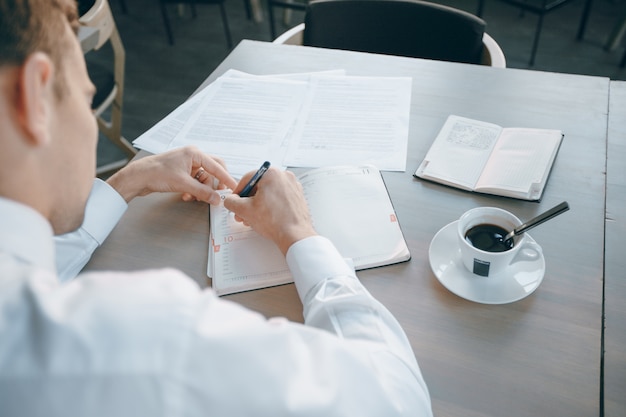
left=15, top=52, right=55, bottom=147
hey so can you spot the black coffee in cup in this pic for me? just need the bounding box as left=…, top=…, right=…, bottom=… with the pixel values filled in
left=464, top=224, right=514, bottom=252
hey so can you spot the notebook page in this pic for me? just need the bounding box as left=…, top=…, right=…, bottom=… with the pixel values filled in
left=208, top=166, right=410, bottom=295
left=299, top=165, right=410, bottom=269
left=415, top=115, right=501, bottom=190
left=209, top=191, right=291, bottom=295
left=476, top=128, right=562, bottom=199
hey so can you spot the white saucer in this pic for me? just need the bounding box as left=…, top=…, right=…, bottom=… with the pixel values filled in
left=429, top=221, right=545, bottom=304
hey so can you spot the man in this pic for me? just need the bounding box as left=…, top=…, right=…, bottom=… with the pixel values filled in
left=0, top=1, right=432, bottom=416
left=54, top=146, right=237, bottom=280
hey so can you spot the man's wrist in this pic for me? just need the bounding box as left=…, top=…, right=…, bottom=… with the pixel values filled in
left=106, top=163, right=143, bottom=203
left=277, top=226, right=318, bottom=255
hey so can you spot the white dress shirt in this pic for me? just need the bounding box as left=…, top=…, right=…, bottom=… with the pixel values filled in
left=54, top=179, right=128, bottom=282
left=0, top=182, right=432, bottom=417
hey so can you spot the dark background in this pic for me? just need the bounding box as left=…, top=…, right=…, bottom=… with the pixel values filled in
left=88, top=0, right=626, bottom=165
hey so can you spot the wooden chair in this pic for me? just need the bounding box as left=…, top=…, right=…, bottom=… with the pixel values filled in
left=273, top=0, right=505, bottom=67
left=274, top=22, right=506, bottom=67
left=79, top=0, right=137, bottom=175
left=476, top=0, right=594, bottom=67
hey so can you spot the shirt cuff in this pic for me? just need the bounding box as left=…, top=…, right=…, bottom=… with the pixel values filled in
left=82, top=179, right=128, bottom=244
left=286, top=236, right=356, bottom=303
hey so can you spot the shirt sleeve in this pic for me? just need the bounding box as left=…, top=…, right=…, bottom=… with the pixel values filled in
left=3, top=236, right=432, bottom=416
left=286, top=236, right=432, bottom=414
left=178, top=236, right=433, bottom=416
left=54, top=179, right=127, bottom=282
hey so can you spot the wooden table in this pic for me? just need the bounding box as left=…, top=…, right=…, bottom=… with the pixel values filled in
left=85, top=40, right=610, bottom=417
left=604, top=80, right=626, bottom=417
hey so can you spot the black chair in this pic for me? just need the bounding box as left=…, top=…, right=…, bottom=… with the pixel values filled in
left=159, top=0, right=233, bottom=48
left=476, top=0, right=594, bottom=66
left=268, top=0, right=308, bottom=40
left=300, top=0, right=488, bottom=65
left=604, top=10, right=626, bottom=68
left=274, top=22, right=507, bottom=67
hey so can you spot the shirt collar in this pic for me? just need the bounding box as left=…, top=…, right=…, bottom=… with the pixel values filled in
left=0, top=196, right=55, bottom=272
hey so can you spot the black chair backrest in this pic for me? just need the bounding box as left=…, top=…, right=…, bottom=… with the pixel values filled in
left=303, top=0, right=486, bottom=64
left=77, top=0, right=97, bottom=16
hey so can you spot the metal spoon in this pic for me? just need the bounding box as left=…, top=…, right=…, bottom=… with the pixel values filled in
left=504, top=201, right=570, bottom=245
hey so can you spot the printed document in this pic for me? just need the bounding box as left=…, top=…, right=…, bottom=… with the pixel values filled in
left=133, top=70, right=412, bottom=176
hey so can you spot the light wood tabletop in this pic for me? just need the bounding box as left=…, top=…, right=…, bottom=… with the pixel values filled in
left=85, top=40, right=611, bottom=417
left=604, top=80, right=626, bottom=417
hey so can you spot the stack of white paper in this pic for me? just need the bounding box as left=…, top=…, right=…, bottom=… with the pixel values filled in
left=133, top=70, right=412, bottom=177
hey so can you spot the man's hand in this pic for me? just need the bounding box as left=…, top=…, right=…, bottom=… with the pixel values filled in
left=106, top=146, right=237, bottom=204
left=224, top=168, right=317, bottom=255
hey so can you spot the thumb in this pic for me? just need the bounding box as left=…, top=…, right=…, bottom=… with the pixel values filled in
left=223, top=193, right=243, bottom=212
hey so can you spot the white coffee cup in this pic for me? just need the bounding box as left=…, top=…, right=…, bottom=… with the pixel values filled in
left=457, top=207, right=542, bottom=277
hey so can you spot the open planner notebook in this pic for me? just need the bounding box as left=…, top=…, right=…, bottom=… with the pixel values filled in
left=208, top=165, right=410, bottom=296
left=414, top=115, right=563, bottom=201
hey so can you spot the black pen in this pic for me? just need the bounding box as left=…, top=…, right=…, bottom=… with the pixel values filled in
left=238, top=161, right=271, bottom=197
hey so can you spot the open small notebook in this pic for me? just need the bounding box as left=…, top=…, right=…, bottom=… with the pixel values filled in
left=208, top=165, right=410, bottom=296
left=414, top=115, right=563, bottom=201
